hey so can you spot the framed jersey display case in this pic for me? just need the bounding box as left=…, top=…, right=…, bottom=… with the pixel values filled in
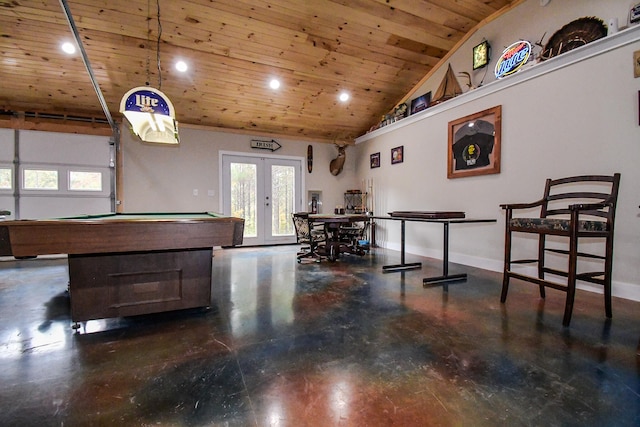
left=447, top=105, right=502, bottom=179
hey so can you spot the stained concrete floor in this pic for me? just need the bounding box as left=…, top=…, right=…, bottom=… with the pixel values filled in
left=0, top=245, right=639, bottom=426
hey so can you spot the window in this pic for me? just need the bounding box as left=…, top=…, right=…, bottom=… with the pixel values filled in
left=69, top=171, right=102, bottom=191
left=24, top=169, right=58, bottom=190
left=0, top=168, right=11, bottom=190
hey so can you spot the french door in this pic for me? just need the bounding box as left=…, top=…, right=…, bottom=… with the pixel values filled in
left=221, top=152, right=303, bottom=246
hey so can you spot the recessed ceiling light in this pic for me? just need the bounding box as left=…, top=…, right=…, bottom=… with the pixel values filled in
left=61, top=42, right=76, bottom=55
left=269, top=79, right=281, bottom=90
left=175, top=60, right=188, bottom=72
left=339, top=92, right=350, bottom=102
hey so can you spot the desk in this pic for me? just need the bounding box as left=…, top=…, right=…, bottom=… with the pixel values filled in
left=373, top=213, right=496, bottom=286
left=309, top=213, right=369, bottom=260
left=0, top=212, right=244, bottom=323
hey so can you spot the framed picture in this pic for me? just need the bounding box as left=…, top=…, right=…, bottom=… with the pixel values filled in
left=391, top=146, right=404, bottom=164
left=473, top=40, right=490, bottom=70
left=447, top=105, right=501, bottom=179
left=410, top=92, right=431, bottom=115
left=370, top=152, right=381, bottom=168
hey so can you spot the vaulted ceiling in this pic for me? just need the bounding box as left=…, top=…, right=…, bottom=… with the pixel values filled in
left=0, top=0, right=518, bottom=143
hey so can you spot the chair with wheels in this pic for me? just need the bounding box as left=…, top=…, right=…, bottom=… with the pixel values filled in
left=500, top=173, right=620, bottom=326
left=292, top=212, right=327, bottom=263
left=338, top=220, right=370, bottom=255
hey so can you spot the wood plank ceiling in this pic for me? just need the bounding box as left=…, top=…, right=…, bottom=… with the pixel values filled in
left=0, top=0, right=517, bottom=143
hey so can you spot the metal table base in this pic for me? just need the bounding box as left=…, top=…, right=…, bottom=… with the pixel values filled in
left=374, top=215, right=496, bottom=287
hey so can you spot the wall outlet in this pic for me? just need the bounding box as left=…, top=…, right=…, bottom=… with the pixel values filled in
left=192, top=189, right=198, bottom=196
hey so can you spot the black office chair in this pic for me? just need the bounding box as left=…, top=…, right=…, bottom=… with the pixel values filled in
left=500, top=174, right=620, bottom=326
left=338, top=220, right=370, bottom=255
left=292, top=212, right=327, bottom=263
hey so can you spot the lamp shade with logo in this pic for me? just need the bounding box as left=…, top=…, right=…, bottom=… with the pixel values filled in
left=119, top=86, right=179, bottom=144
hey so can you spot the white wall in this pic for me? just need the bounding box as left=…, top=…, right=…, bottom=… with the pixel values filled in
left=120, top=126, right=360, bottom=214
left=354, top=0, right=640, bottom=300
left=409, top=0, right=632, bottom=104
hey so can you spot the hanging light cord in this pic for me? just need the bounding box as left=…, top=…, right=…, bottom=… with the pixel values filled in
left=156, top=0, right=163, bottom=90
left=145, top=0, right=151, bottom=86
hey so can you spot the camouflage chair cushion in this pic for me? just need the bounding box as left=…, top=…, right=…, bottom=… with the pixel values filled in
left=292, top=215, right=326, bottom=243
left=509, top=217, right=608, bottom=233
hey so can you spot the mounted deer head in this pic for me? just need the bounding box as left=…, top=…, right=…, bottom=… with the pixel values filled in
left=330, top=143, right=347, bottom=176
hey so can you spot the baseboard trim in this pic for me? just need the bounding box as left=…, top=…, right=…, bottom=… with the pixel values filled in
left=383, top=243, right=640, bottom=302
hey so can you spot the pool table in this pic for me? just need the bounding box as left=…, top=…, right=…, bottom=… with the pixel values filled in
left=0, top=212, right=244, bottom=324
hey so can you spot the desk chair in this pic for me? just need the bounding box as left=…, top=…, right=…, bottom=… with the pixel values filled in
left=338, top=220, right=370, bottom=254
left=500, top=174, right=620, bottom=326
left=292, top=212, right=327, bottom=263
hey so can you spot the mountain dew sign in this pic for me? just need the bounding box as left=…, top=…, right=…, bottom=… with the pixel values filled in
left=494, top=40, right=531, bottom=79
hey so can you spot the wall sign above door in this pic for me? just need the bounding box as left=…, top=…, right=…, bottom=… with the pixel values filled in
left=250, top=139, right=282, bottom=152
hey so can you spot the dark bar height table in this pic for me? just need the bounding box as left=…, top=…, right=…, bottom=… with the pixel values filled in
left=373, top=212, right=496, bottom=286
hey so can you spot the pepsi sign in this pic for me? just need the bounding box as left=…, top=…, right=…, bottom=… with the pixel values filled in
left=494, top=40, right=531, bottom=79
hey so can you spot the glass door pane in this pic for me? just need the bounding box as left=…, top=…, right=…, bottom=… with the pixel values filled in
left=230, top=162, right=257, bottom=238
left=271, top=164, right=295, bottom=237
left=222, top=153, right=302, bottom=246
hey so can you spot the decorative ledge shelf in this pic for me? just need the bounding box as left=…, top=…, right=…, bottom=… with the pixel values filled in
left=355, top=25, right=640, bottom=144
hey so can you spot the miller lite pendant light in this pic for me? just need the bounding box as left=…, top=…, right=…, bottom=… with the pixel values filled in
left=119, top=86, right=179, bottom=144
left=119, top=0, right=179, bottom=144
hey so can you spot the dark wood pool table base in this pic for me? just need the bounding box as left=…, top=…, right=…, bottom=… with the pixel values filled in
left=0, top=212, right=244, bottom=326
left=68, top=248, right=214, bottom=322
